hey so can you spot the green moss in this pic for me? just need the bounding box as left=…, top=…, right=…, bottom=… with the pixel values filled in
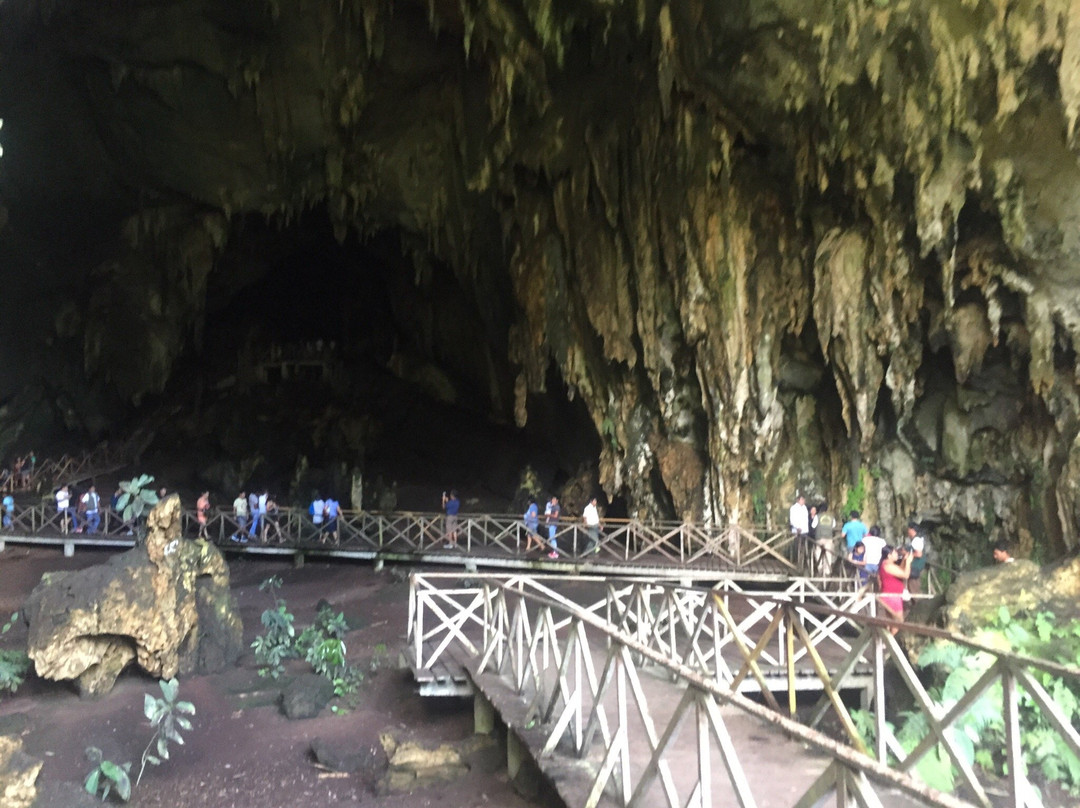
left=843, top=467, right=870, bottom=516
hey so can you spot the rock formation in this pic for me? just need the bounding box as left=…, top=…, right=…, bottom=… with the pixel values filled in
left=0, top=734, right=41, bottom=808
left=23, top=496, right=243, bottom=696
left=6, top=1, right=1080, bottom=558
left=946, top=556, right=1080, bottom=634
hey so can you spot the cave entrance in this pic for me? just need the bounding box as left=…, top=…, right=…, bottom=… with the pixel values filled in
left=156, top=209, right=598, bottom=512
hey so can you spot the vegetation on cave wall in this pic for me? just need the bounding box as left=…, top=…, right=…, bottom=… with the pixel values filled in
left=4, top=0, right=1080, bottom=557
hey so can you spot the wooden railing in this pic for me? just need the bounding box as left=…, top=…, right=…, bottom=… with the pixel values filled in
left=409, top=572, right=1080, bottom=808
left=0, top=502, right=812, bottom=570
left=0, top=443, right=136, bottom=494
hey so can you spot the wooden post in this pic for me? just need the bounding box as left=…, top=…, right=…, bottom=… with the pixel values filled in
left=786, top=612, right=796, bottom=717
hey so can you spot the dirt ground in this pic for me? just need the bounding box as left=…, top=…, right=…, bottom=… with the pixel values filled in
left=0, top=547, right=542, bottom=808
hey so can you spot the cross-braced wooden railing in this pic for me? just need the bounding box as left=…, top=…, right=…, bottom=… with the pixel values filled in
left=3, top=501, right=820, bottom=573
left=1, top=442, right=136, bottom=494
left=408, top=572, right=1080, bottom=808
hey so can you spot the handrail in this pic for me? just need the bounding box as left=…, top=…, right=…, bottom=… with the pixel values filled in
left=0, top=501, right=819, bottom=573
left=408, top=572, right=1079, bottom=808
left=0, top=500, right=953, bottom=589
left=0, top=443, right=137, bottom=494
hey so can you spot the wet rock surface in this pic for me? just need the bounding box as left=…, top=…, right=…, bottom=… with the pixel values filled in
left=22, top=496, right=243, bottom=696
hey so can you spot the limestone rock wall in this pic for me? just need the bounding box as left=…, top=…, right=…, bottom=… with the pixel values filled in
left=5, top=0, right=1080, bottom=555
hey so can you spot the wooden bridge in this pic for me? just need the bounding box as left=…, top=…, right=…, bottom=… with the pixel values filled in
left=2, top=498, right=1065, bottom=806
left=407, top=572, right=1080, bottom=808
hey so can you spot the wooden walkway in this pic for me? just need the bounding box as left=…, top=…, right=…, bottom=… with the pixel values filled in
left=406, top=573, right=1078, bottom=808
left=0, top=502, right=878, bottom=586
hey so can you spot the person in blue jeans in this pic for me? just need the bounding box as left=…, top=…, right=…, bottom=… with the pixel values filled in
left=544, top=495, right=560, bottom=558
left=522, top=498, right=544, bottom=553
left=1, top=494, right=13, bottom=528
left=82, top=484, right=101, bottom=534
left=442, top=490, right=460, bottom=548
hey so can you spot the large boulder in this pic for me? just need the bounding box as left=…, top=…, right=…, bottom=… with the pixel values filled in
left=23, top=495, right=243, bottom=696
left=945, top=556, right=1080, bottom=634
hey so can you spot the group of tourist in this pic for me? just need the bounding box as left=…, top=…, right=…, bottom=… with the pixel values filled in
left=224, top=489, right=343, bottom=544
left=51, top=483, right=107, bottom=534
left=790, top=497, right=929, bottom=626
left=516, top=494, right=603, bottom=559
left=0, top=450, right=35, bottom=492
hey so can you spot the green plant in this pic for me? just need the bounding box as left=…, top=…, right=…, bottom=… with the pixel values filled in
left=84, top=748, right=131, bottom=802
left=251, top=578, right=367, bottom=699
left=891, top=607, right=1080, bottom=795
left=83, top=678, right=194, bottom=802
left=370, top=642, right=389, bottom=672
left=115, top=474, right=159, bottom=523
left=136, top=677, right=195, bottom=786
left=252, top=603, right=296, bottom=679
left=0, top=612, right=29, bottom=693
left=843, top=467, right=870, bottom=516
left=307, top=637, right=348, bottom=680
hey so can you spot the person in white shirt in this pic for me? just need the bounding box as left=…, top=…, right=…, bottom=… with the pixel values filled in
left=55, top=485, right=74, bottom=534
left=906, top=523, right=928, bottom=595
left=861, top=525, right=888, bottom=575
left=583, top=497, right=601, bottom=555
left=789, top=495, right=809, bottom=567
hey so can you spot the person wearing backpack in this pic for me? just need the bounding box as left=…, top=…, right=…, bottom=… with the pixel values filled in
left=906, top=523, right=928, bottom=596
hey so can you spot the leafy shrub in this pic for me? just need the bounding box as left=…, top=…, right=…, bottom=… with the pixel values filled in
left=0, top=612, right=29, bottom=693
left=874, top=607, right=1080, bottom=795
left=250, top=578, right=364, bottom=697
left=115, top=474, right=159, bottom=524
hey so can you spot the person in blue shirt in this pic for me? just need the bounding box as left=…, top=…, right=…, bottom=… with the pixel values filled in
left=323, top=497, right=340, bottom=543
left=544, top=495, right=561, bottom=558
left=442, top=489, right=461, bottom=549
left=1, top=493, right=13, bottom=529
left=847, top=541, right=869, bottom=585
left=842, top=510, right=869, bottom=551
left=522, top=498, right=544, bottom=553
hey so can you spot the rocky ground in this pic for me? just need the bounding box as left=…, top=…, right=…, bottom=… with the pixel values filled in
left=0, top=546, right=545, bottom=808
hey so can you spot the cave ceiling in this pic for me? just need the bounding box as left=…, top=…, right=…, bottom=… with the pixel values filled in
left=4, top=0, right=1080, bottom=553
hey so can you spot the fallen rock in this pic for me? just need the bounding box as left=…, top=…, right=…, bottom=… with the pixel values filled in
left=311, top=737, right=363, bottom=772
left=23, top=495, right=243, bottom=696
left=281, top=673, right=334, bottom=719
left=377, top=731, right=495, bottom=794
left=0, top=734, right=42, bottom=808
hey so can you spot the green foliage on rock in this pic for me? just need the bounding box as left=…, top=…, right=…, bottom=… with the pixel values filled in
left=842, top=467, right=870, bottom=516
left=115, top=474, right=159, bottom=523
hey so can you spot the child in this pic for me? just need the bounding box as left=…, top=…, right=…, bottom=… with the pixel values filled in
left=848, top=541, right=868, bottom=586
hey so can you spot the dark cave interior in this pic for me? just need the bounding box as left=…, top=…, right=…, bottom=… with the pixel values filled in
left=2, top=198, right=603, bottom=512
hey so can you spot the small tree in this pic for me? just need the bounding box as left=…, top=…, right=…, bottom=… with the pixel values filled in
left=84, top=678, right=194, bottom=802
